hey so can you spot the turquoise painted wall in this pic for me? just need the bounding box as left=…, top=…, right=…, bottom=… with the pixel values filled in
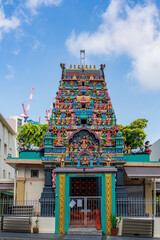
left=19, top=151, right=43, bottom=159
left=125, top=154, right=150, bottom=162
left=111, top=174, right=116, bottom=216
left=55, top=175, right=59, bottom=234
left=101, top=174, right=106, bottom=235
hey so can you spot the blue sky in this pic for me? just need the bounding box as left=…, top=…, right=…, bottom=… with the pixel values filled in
left=0, top=0, right=160, bottom=144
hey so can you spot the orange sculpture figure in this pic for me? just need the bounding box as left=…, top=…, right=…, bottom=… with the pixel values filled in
left=80, top=135, right=89, bottom=150
left=60, top=154, right=65, bottom=167
left=53, top=131, right=64, bottom=146
left=105, top=131, right=112, bottom=146
left=95, top=209, right=102, bottom=230
left=81, top=155, right=89, bottom=166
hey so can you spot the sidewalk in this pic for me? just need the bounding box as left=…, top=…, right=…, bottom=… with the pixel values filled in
left=0, top=232, right=157, bottom=240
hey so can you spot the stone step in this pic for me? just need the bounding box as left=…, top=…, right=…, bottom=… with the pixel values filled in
left=68, top=227, right=102, bottom=235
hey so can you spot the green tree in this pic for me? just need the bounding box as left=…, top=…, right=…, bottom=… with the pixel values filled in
left=17, top=123, right=48, bottom=146
left=118, top=119, right=148, bottom=149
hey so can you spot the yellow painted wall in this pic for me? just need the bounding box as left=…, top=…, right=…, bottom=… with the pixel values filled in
left=145, top=181, right=153, bottom=216
left=16, top=166, right=44, bottom=201
left=16, top=180, right=25, bottom=201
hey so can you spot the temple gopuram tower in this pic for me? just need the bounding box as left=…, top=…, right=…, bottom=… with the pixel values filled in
left=41, top=62, right=127, bottom=234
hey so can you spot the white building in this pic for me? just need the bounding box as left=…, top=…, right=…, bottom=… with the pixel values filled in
left=6, top=116, right=24, bottom=134
left=150, top=139, right=160, bottom=162
left=0, top=113, right=18, bottom=198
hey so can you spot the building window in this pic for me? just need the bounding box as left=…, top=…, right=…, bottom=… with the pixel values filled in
left=4, top=144, right=7, bottom=156
left=3, top=170, right=5, bottom=179
left=31, top=170, right=39, bottom=178
left=81, top=119, right=87, bottom=125
left=82, top=82, right=84, bottom=86
left=17, top=118, right=22, bottom=129
left=82, top=103, right=86, bottom=108
left=9, top=148, right=12, bottom=154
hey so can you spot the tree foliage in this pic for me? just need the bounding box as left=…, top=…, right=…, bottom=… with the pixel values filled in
left=118, top=119, right=148, bottom=149
left=17, top=123, right=48, bottom=146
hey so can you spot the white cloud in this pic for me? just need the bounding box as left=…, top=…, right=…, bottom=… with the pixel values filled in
left=0, top=5, right=20, bottom=40
left=26, top=0, right=62, bottom=14
left=4, top=0, right=13, bottom=5
left=12, top=49, right=20, bottom=55
left=5, top=64, right=14, bottom=79
left=66, top=0, right=160, bottom=91
left=32, top=39, right=40, bottom=49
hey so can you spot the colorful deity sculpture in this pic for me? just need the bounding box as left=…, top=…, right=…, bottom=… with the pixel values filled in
left=53, top=131, right=64, bottom=146
left=81, top=155, right=89, bottom=166
left=80, top=135, right=89, bottom=150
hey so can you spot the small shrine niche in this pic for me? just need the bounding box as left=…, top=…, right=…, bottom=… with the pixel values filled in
left=68, top=130, right=99, bottom=154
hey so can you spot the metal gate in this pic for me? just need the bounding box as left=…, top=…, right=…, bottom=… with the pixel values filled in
left=69, top=196, right=101, bottom=227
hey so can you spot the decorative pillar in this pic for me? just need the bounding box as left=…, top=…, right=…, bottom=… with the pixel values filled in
left=116, top=166, right=127, bottom=199
left=59, top=175, right=65, bottom=233
left=116, top=166, right=128, bottom=216
left=105, top=174, right=112, bottom=235
left=40, top=166, right=55, bottom=216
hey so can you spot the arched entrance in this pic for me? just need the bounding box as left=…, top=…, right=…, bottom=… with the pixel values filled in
left=54, top=169, right=116, bottom=235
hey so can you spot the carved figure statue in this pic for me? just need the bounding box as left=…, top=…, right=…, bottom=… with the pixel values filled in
left=66, top=117, right=70, bottom=125
left=69, top=143, right=74, bottom=152
left=53, top=131, right=64, bottom=146
left=105, top=131, right=112, bottom=146
left=81, top=155, right=89, bottom=166
left=74, top=143, right=78, bottom=152
left=55, top=100, right=59, bottom=109
left=87, top=116, right=92, bottom=125
left=61, top=118, right=65, bottom=125
left=52, top=173, right=56, bottom=189
left=18, top=139, right=25, bottom=151
left=89, top=141, right=94, bottom=150
left=80, top=135, right=89, bottom=150
left=102, top=119, right=106, bottom=125
left=94, top=143, right=98, bottom=152
left=70, top=152, right=75, bottom=166
left=145, top=141, right=152, bottom=154
left=107, top=117, right=111, bottom=125
left=60, top=154, right=65, bottom=167
left=93, top=114, right=97, bottom=125
left=56, top=116, right=60, bottom=125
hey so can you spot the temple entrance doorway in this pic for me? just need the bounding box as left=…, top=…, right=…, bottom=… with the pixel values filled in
left=69, top=177, right=102, bottom=228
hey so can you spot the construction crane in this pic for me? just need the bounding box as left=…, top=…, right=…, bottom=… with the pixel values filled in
left=45, top=97, right=55, bottom=122
left=22, top=88, right=35, bottom=122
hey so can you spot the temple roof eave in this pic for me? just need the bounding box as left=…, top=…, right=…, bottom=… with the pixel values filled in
left=53, top=167, right=117, bottom=174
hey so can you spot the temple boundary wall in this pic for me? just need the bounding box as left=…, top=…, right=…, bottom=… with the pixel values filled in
left=30, top=217, right=55, bottom=233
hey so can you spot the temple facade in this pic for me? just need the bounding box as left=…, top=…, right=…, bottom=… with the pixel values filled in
left=41, top=63, right=126, bottom=234
left=6, top=63, right=160, bottom=235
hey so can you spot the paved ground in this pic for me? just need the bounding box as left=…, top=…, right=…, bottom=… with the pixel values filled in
left=0, top=233, right=157, bottom=240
